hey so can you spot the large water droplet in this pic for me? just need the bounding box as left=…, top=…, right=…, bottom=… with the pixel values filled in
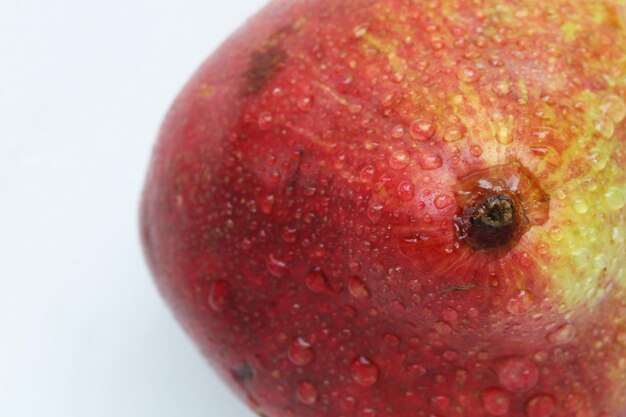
left=481, top=388, right=511, bottom=416
left=409, top=118, right=437, bottom=140
left=208, top=279, right=230, bottom=311
left=443, top=125, right=466, bottom=142
left=573, top=198, right=589, bottom=214
left=267, top=254, right=289, bottom=277
left=434, top=194, right=454, bottom=209
left=389, top=150, right=411, bottom=170
left=419, top=153, right=443, bottom=170
left=430, top=395, right=451, bottom=413
left=458, top=67, right=481, bottom=83
left=259, top=194, right=275, bottom=214
left=497, top=357, right=538, bottom=392
left=296, top=380, right=318, bottom=405
left=493, top=81, right=511, bottom=97
left=547, top=323, right=576, bottom=345
left=397, top=180, right=415, bottom=201
left=258, top=112, right=273, bottom=130
left=281, top=226, right=298, bottom=243
left=604, top=186, right=625, bottom=210
left=525, top=394, right=556, bottom=417
left=367, top=203, right=385, bottom=223
left=433, top=321, right=452, bottom=335
left=495, top=125, right=513, bottom=145
left=297, top=96, right=313, bottom=112
left=305, top=270, right=331, bottom=293
left=600, top=94, right=626, bottom=124
left=442, top=307, right=458, bottom=322
left=595, top=116, right=615, bottom=138
left=349, top=276, right=371, bottom=300
left=289, top=338, right=315, bottom=365
left=353, top=24, right=368, bottom=38
left=507, top=290, right=533, bottom=315
left=470, top=144, right=483, bottom=157
left=383, top=333, right=401, bottom=347
left=351, top=356, right=380, bottom=386
left=359, top=165, right=376, bottom=183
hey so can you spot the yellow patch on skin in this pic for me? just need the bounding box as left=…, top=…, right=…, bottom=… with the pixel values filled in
left=539, top=88, right=626, bottom=309
left=197, top=84, right=215, bottom=98
left=560, top=22, right=579, bottom=42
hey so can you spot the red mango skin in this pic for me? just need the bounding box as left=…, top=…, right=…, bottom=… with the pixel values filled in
left=141, top=1, right=626, bottom=416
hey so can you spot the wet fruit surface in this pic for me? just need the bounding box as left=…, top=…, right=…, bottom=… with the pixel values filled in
left=141, top=0, right=626, bottom=416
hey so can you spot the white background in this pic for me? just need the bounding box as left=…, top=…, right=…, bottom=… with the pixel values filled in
left=0, top=1, right=267, bottom=416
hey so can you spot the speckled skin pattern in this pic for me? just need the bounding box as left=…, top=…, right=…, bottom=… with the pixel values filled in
left=141, top=1, right=626, bottom=416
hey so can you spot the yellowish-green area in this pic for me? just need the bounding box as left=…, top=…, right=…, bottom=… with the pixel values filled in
left=540, top=88, right=626, bottom=309
left=354, top=0, right=626, bottom=311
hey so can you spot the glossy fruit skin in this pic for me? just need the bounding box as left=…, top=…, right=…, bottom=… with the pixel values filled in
left=141, top=1, right=626, bottom=416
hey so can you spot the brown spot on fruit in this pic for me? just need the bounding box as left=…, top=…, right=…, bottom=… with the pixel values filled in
left=231, top=362, right=255, bottom=383
left=243, top=46, right=287, bottom=96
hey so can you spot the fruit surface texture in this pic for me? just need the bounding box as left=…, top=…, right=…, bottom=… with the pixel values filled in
left=141, top=1, right=626, bottom=416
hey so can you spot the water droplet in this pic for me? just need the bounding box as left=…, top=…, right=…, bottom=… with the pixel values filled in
left=600, top=94, right=626, bottom=124
left=348, top=103, right=363, bottom=113
left=434, top=321, right=452, bottom=335
left=458, top=67, right=481, bottom=83
left=281, top=226, right=298, bottom=243
left=349, top=276, right=371, bottom=300
left=410, top=118, right=437, bottom=140
left=340, top=396, right=357, bottom=412
left=595, top=116, right=615, bottom=138
left=391, top=125, right=405, bottom=138
left=481, top=388, right=511, bottom=416
left=588, top=149, right=609, bottom=172
left=406, top=363, right=427, bottom=376
left=351, top=356, right=379, bottom=386
left=289, top=338, right=315, bottom=365
left=296, top=381, right=318, bottom=405
left=305, top=270, right=331, bottom=293
left=573, top=198, right=589, bottom=214
left=353, top=24, right=368, bottom=38
left=493, top=81, right=511, bottom=97
left=267, top=254, right=289, bottom=277
left=470, top=144, right=483, bottom=157
left=605, top=186, right=625, bottom=210
left=367, top=203, right=385, bottom=223
left=259, top=194, right=275, bottom=214
left=258, top=112, right=273, bottom=130
left=549, top=226, right=563, bottom=242
left=547, top=323, right=576, bottom=345
left=297, top=96, right=313, bottom=112
left=443, top=125, right=466, bottom=142
left=495, top=126, right=513, bottom=145
left=359, top=165, right=376, bottom=183
left=208, top=279, right=230, bottom=311
left=442, top=307, right=458, bottom=322
left=430, top=395, right=451, bottom=413
left=526, top=394, right=556, bottom=417
left=419, top=152, right=443, bottom=170
left=497, top=357, right=539, bottom=392
left=434, top=194, right=454, bottom=209
left=389, top=150, right=411, bottom=170
left=507, top=290, right=533, bottom=315
left=383, top=333, right=401, bottom=347
left=397, top=180, right=415, bottom=201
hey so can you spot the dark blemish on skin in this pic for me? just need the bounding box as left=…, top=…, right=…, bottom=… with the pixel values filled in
left=231, top=361, right=255, bottom=383
left=440, top=283, right=477, bottom=293
left=243, top=46, right=288, bottom=96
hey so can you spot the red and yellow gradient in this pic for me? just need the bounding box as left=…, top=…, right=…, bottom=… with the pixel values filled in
left=142, top=0, right=626, bottom=416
